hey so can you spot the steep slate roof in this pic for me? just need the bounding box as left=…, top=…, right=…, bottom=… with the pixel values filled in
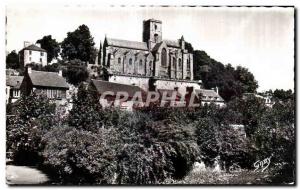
left=106, top=38, right=148, bottom=50
left=195, top=89, right=224, bottom=102
left=6, top=76, right=24, bottom=89
left=28, top=70, right=69, bottom=89
left=21, top=44, right=47, bottom=52
left=164, top=39, right=180, bottom=48
left=91, top=79, right=146, bottom=98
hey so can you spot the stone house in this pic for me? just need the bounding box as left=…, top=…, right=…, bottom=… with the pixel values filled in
left=21, top=67, right=69, bottom=101
left=19, top=41, right=47, bottom=68
left=6, top=75, right=23, bottom=104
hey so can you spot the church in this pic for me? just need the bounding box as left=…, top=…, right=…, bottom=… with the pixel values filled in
left=96, top=18, right=224, bottom=108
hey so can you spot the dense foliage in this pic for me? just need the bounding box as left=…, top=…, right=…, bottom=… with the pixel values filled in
left=61, top=25, right=96, bottom=63
left=193, top=50, right=258, bottom=101
left=36, top=35, right=61, bottom=62
left=6, top=50, right=20, bottom=69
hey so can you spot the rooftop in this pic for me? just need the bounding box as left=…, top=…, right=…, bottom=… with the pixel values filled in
left=106, top=38, right=148, bottom=51
left=28, top=70, right=69, bottom=89
left=21, top=44, right=47, bottom=52
left=91, top=79, right=146, bottom=98
left=6, top=76, right=24, bottom=89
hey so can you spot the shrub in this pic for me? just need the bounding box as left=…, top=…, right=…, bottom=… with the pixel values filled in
left=42, top=126, right=121, bottom=184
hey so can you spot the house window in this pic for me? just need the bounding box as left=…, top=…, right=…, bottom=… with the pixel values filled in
left=161, top=48, right=167, bottom=67
left=29, top=51, right=32, bottom=55
left=154, top=34, right=158, bottom=43
left=29, top=57, right=32, bottom=61
left=154, top=24, right=157, bottom=30
left=41, top=52, right=44, bottom=56
left=40, top=58, right=42, bottom=63
left=13, top=90, right=20, bottom=97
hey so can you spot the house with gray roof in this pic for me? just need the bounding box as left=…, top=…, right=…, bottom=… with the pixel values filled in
left=21, top=67, right=69, bottom=100
left=195, top=88, right=225, bottom=107
left=19, top=41, right=48, bottom=68
left=6, top=75, right=24, bottom=104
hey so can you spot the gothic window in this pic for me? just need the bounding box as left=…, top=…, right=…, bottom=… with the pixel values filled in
left=187, top=59, right=190, bottom=71
left=129, top=58, right=132, bottom=65
left=161, top=48, right=167, bottom=67
left=178, top=58, right=182, bottom=69
left=118, top=57, right=121, bottom=65
left=139, top=60, right=143, bottom=67
left=173, top=57, right=176, bottom=69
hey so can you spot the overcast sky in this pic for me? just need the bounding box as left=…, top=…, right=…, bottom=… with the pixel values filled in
left=6, top=5, right=294, bottom=91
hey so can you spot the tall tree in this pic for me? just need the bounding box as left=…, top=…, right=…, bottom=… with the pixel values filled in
left=61, top=25, right=96, bottom=63
left=6, top=50, right=19, bottom=69
left=36, top=35, right=60, bottom=63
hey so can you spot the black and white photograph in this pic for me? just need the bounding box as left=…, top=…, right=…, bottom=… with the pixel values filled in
left=5, top=3, right=295, bottom=185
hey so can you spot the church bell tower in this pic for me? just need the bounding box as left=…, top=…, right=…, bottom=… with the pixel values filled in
left=143, top=19, right=162, bottom=49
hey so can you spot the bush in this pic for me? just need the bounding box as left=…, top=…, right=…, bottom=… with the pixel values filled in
left=42, top=126, right=121, bottom=184
left=6, top=94, right=55, bottom=165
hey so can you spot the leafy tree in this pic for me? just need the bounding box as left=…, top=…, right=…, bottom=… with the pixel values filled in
left=6, top=93, right=55, bottom=165
left=6, top=50, right=20, bottom=69
left=273, top=89, right=294, bottom=102
left=61, top=25, right=96, bottom=63
left=63, top=59, right=89, bottom=86
left=36, top=35, right=60, bottom=62
left=233, top=66, right=258, bottom=93
left=193, top=50, right=258, bottom=101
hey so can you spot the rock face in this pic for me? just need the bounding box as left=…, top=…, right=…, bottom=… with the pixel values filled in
left=6, top=165, right=49, bottom=185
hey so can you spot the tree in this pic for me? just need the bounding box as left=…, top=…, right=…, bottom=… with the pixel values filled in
left=36, top=35, right=61, bottom=63
left=273, top=89, right=294, bottom=102
left=61, top=25, right=96, bottom=63
left=233, top=66, right=258, bottom=93
left=63, top=59, right=89, bottom=86
left=193, top=50, right=258, bottom=101
left=6, top=50, right=20, bottom=69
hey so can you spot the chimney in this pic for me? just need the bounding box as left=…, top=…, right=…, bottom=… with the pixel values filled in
left=36, top=43, right=41, bottom=48
left=215, top=86, right=219, bottom=94
left=24, top=41, right=31, bottom=48
left=27, top=66, right=32, bottom=74
left=58, top=69, right=63, bottom=76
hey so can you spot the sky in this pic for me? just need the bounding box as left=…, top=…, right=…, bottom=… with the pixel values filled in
left=6, top=5, right=294, bottom=91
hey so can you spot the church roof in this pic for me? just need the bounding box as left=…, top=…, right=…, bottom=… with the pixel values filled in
left=106, top=38, right=148, bottom=50
left=164, top=39, right=180, bottom=48
left=151, top=42, right=163, bottom=52
left=28, top=70, right=69, bottom=89
left=21, top=44, right=47, bottom=52
left=195, top=89, right=224, bottom=102
left=6, top=75, right=24, bottom=89
left=91, top=79, right=146, bottom=98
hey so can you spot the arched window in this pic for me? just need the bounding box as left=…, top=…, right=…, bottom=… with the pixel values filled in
left=139, top=60, right=143, bottom=67
left=129, top=58, right=132, bottom=65
left=161, top=48, right=167, bottom=67
left=178, top=58, right=182, bottom=69
left=118, top=57, right=121, bottom=65
left=187, top=59, right=190, bottom=70
left=149, top=61, right=152, bottom=68
left=173, top=57, right=176, bottom=68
